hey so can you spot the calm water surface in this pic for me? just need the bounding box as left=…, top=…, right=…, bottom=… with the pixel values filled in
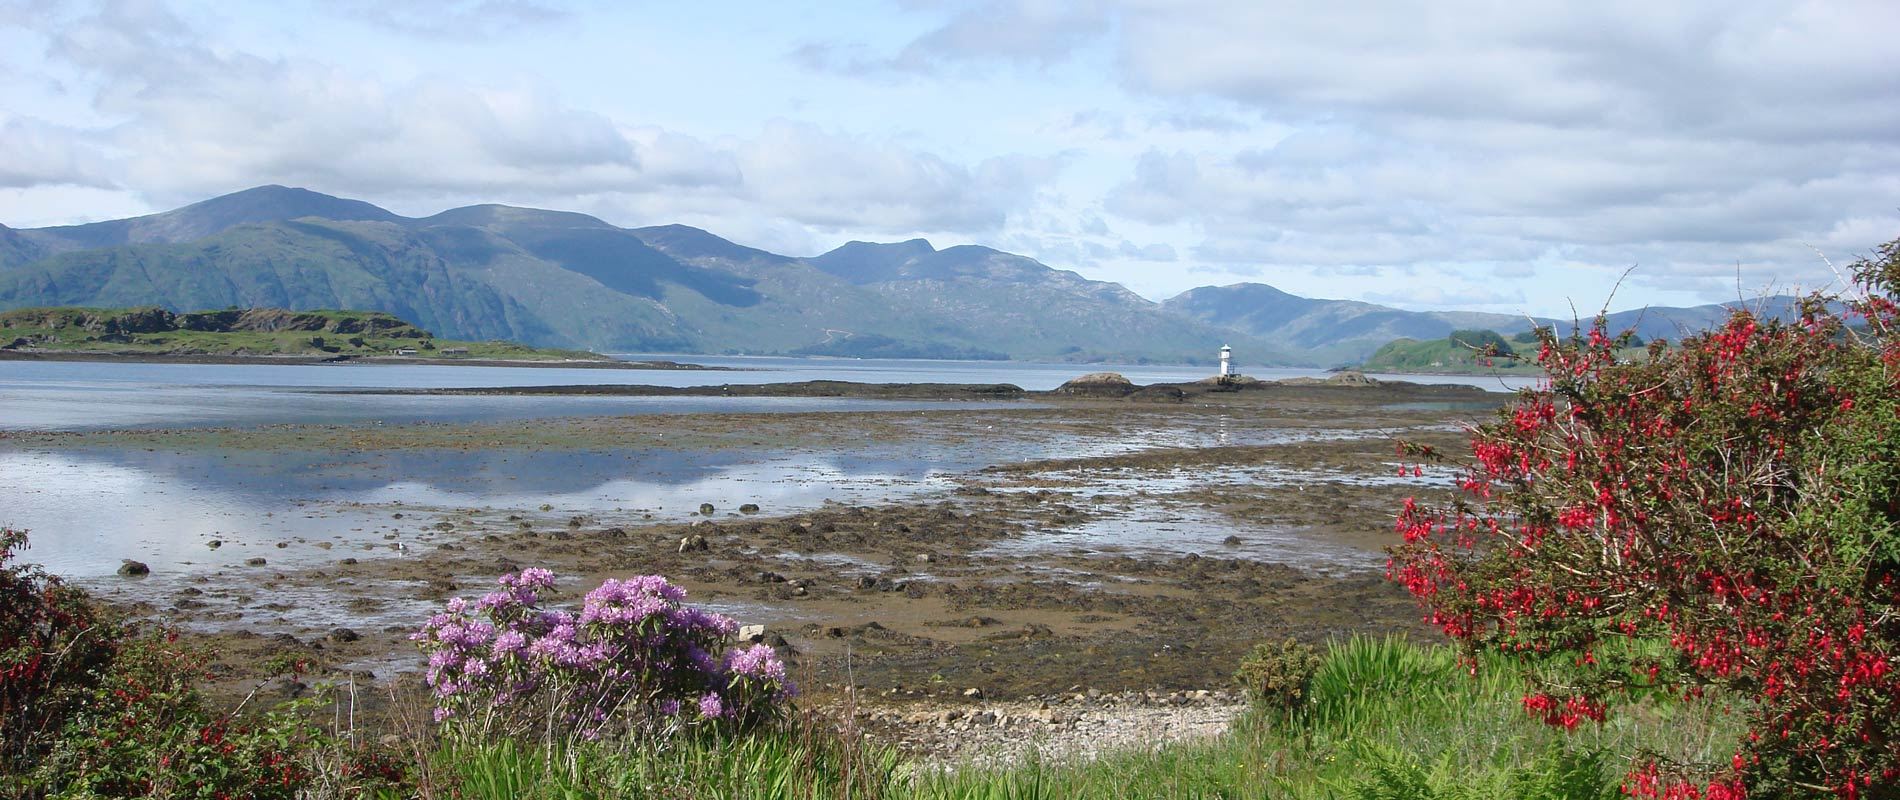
left=0, top=356, right=1514, bottom=580
left=0, top=357, right=1534, bottom=431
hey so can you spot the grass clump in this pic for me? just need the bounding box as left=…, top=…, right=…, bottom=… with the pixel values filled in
left=915, top=635, right=1741, bottom=800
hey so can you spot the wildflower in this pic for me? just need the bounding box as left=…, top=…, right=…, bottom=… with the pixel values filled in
left=492, top=630, right=527, bottom=656
left=697, top=693, right=726, bottom=719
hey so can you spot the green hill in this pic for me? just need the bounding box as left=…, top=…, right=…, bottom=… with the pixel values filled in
left=0, top=305, right=608, bottom=361
left=1361, top=329, right=1538, bottom=374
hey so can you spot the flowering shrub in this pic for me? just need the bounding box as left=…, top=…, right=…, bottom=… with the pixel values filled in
left=1, top=527, right=118, bottom=779
left=2, top=528, right=341, bottom=799
left=413, top=568, right=794, bottom=742
left=29, top=635, right=317, bottom=799
left=1389, top=238, right=1900, bottom=798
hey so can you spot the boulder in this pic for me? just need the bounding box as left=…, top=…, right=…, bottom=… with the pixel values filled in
left=1327, top=370, right=1378, bottom=386
left=1053, top=372, right=1138, bottom=397
left=117, top=560, right=150, bottom=576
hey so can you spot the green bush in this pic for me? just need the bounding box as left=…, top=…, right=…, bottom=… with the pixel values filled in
left=27, top=631, right=327, bottom=799
left=1234, top=637, right=1323, bottom=714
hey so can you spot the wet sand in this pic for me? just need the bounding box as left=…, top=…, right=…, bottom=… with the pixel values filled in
left=18, top=380, right=1503, bottom=734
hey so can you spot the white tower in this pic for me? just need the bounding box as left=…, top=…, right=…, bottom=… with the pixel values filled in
left=1219, top=344, right=1232, bottom=378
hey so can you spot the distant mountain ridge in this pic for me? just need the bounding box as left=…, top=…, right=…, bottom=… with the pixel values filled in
left=1167, top=282, right=1806, bottom=364
left=0, top=186, right=1788, bottom=365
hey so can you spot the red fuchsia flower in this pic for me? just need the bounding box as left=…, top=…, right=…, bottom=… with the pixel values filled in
left=1388, top=236, right=1900, bottom=799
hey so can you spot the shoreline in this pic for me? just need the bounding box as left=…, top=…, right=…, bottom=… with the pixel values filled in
left=332, top=376, right=1497, bottom=401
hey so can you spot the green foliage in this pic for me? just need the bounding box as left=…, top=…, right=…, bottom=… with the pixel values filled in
left=1234, top=638, right=1323, bottom=714
left=30, top=636, right=315, bottom=799
left=443, top=720, right=900, bottom=800
left=1389, top=235, right=1900, bottom=797
left=917, top=636, right=1735, bottom=800
left=1339, top=742, right=1617, bottom=800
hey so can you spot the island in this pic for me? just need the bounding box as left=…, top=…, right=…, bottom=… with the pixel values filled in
left=0, top=306, right=711, bottom=369
left=1356, top=328, right=1648, bottom=376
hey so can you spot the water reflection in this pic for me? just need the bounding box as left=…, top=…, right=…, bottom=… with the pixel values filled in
left=0, top=448, right=955, bottom=578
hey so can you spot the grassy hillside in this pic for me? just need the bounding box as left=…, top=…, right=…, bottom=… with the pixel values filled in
left=1361, top=330, right=1537, bottom=373
left=0, top=305, right=610, bottom=361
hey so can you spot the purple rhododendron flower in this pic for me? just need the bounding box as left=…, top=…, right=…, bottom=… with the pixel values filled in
left=723, top=643, right=788, bottom=681
left=517, top=567, right=556, bottom=590
left=492, top=630, right=527, bottom=656
left=416, top=567, right=794, bottom=737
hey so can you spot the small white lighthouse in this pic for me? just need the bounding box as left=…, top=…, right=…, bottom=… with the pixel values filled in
left=1219, top=344, right=1233, bottom=378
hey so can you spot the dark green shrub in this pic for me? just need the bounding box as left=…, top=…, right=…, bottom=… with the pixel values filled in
left=1234, top=637, right=1323, bottom=714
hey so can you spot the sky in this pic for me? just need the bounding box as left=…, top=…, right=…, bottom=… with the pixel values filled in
left=0, top=0, right=1896, bottom=317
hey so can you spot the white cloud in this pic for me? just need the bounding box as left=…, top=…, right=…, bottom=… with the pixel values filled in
left=1, top=1, right=1057, bottom=239
left=796, top=0, right=1110, bottom=75
left=328, top=0, right=571, bottom=39
left=0, top=117, right=117, bottom=189
left=3, top=0, right=1897, bottom=316
left=844, top=0, right=1900, bottom=306
left=734, top=121, right=1062, bottom=233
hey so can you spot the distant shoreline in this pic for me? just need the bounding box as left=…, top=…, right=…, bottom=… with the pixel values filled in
left=335, top=375, right=1495, bottom=401
left=0, top=349, right=728, bottom=371
left=1338, top=365, right=1546, bottom=379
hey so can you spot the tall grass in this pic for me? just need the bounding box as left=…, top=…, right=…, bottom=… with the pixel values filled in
left=403, top=636, right=1744, bottom=799
left=442, top=715, right=903, bottom=800
left=914, top=635, right=1743, bottom=800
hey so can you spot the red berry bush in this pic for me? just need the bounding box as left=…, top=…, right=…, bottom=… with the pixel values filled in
left=1389, top=237, right=1900, bottom=799
left=1, top=530, right=371, bottom=799
left=0, top=527, right=118, bottom=780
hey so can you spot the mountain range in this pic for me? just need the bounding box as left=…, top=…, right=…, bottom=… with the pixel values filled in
left=0, top=186, right=1786, bottom=366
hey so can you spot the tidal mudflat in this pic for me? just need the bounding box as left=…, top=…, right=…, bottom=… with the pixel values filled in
left=0, top=376, right=1502, bottom=743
